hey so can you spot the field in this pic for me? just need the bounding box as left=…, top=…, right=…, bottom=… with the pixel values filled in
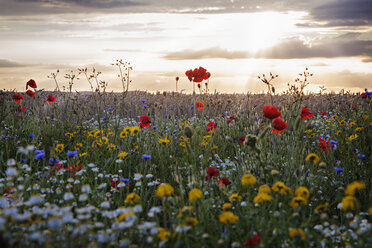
left=0, top=75, right=371, bottom=247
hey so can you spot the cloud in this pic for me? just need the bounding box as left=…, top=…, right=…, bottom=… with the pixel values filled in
left=0, top=0, right=330, bottom=15
left=163, top=33, right=372, bottom=61
left=163, top=47, right=250, bottom=60
left=0, top=59, right=27, bottom=68
left=309, top=0, right=372, bottom=27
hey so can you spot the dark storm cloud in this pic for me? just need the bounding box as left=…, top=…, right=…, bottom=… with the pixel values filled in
left=163, top=33, right=372, bottom=60
left=0, top=0, right=328, bottom=15
left=309, top=0, right=372, bottom=27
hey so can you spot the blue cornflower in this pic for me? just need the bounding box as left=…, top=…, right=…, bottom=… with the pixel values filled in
left=108, top=108, right=113, bottom=112
left=334, top=167, right=344, bottom=175
left=164, top=114, right=168, bottom=118
left=325, top=134, right=331, bottom=139
left=141, top=99, right=147, bottom=103
left=34, top=150, right=45, bottom=160
left=365, top=91, right=372, bottom=96
left=28, top=133, right=35, bottom=138
left=21, top=158, right=26, bottom=163
left=67, top=150, right=78, bottom=157
left=358, top=154, right=366, bottom=159
left=102, top=116, right=106, bottom=121
left=152, top=126, right=156, bottom=130
left=142, top=154, right=151, bottom=160
left=49, top=158, right=59, bottom=164
left=330, top=140, right=337, bottom=150
left=121, top=178, right=130, bottom=183
left=2, top=135, right=9, bottom=139
left=189, top=105, right=195, bottom=109
left=131, top=149, right=135, bottom=154
left=144, top=105, right=149, bottom=109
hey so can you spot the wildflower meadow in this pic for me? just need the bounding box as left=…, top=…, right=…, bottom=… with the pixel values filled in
left=0, top=64, right=371, bottom=248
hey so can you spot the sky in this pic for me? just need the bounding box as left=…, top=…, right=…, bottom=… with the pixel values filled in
left=0, top=0, right=371, bottom=93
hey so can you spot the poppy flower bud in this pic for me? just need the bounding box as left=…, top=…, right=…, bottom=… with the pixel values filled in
left=245, top=134, right=258, bottom=147
left=184, top=126, right=194, bottom=138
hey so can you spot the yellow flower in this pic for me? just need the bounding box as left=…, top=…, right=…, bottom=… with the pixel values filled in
left=185, top=217, right=198, bottom=226
left=331, top=115, right=339, bottom=121
left=368, top=206, right=372, bottom=215
left=241, top=174, right=257, bottom=186
left=118, top=151, right=128, bottom=159
left=336, top=130, right=342, bottom=136
left=340, top=195, right=357, bottom=211
left=339, top=120, right=346, bottom=126
left=55, top=144, right=64, bottom=153
left=65, top=132, right=74, bottom=138
left=75, top=143, right=83, bottom=150
left=290, top=196, right=307, bottom=208
left=107, top=131, right=115, bottom=137
left=120, top=130, right=128, bottom=138
left=348, top=134, right=358, bottom=141
left=289, top=228, right=306, bottom=240
left=304, top=129, right=313, bottom=133
left=203, top=135, right=211, bottom=140
left=345, top=181, right=365, bottom=196
left=179, top=142, right=186, bottom=148
left=79, top=152, right=87, bottom=157
left=295, top=187, right=310, bottom=199
left=118, top=211, right=133, bottom=222
left=156, top=183, right=174, bottom=198
left=363, top=115, right=369, bottom=121
left=253, top=193, right=272, bottom=204
left=182, top=120, right=190, bottom=127
left=354, top=127, right=364, bottom=132
left=93, top=130, right=101, bottom=138
left=201, top=140, right=208, bottom=147
left=125, top=193, right=140, bottom=204
left=218, top=211, right=239, bottom=224
left=305, top=153, right=320, bottom=164
left=158, top=137, right=171, bottom=145
left=157, top=228, right=170, bottom=240
left=258, top=185, right=272, bottom=194
left=348, top=121, right=357, bottom=128
left=272, top=182, right=290, bottom=194
left=188, top=188, right=203, bottom=202
left=130, top=126, right=140, bottom=135
left=107, top=143, right=116, bottom=150
left=178, top=206, right=192, bottom=218
left=101, top=137, right=109, bottom=144
left=314, top=203, right=328, bottom=213
left=222, top=203, right=232, bottom=211
left=229, top=193, right=242, bottom=201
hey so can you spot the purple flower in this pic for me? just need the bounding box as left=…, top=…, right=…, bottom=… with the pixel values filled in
left=144, top=105, right=149, bottom=109
left=141, top=99, right=147, bottom=103
left=28, top=133, right=35, bottom=138
left=189, top=105, right=195, bottom=109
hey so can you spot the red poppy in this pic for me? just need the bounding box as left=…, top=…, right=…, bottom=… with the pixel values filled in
left=139, top=115, right=151, bottom=128
left=272, top=118, right=288, bottom=133
left=239, top=136, right=246, bottom=145
left=66, top=164, right=82, bottom=176
left=25, top=90, right=35, bottom=97
left=243, top=234, right=261, bottom=248
left=110, top=176, right=120, bottom=189
left=360, top=92, right=367, bottom=99
left=301, top=107, right=313, bottom=120
left=26, top=79, right=37, bottom=89
left=320, top=111, right=329, bottom=117
left=263, top=105, right=282, bottom=119
left=207, top=122, right=216, bottom=132
left=13, top=93, right=24, bottom=103
left=218, top=177, right=231, bottom=187
left=185, top=67, right=209, bottom=83
left=195, top=101, right=204, bottom=109
left=318, top=136, right=331, bottom=152
left=205, top=167, right=220, bottom=181
left=227, top=115, right=235, bottom=124
left=46, top=95, right=56, bottom=103
left=18, top=106, right=26, bottom=112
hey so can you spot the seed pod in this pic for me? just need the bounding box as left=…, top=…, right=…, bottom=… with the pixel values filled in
left=184, top=126, right=194, bottom=138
